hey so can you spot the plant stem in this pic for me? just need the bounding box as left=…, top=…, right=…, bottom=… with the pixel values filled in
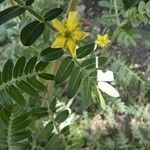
left=49, top=112, right=67, bottom=145
left=7, top=114, right=13, bottom=150
left=114, top=0, right=120, bottom=26
left=67, top=0, right=78, bottom=14
left=73, top=58, right=105, bottom=108
left=41, top=60, right=60, bottom=107
left=42, top=0, right=79, bottom=107
left=44, top=0, right=79, bottom=146
left=13, top=0, right=56, bottom=32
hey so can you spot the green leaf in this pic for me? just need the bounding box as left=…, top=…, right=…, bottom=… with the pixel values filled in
left=30, top=107, right=48, bottom=119
left=0, top=90, right=13, bottom=110
left=35, top=61, right=48, bottom=72
left=11, top=143, right=31, bottom=150
left=68, top=138, right=85, bottom=150
left=38, top=121, right=53, bottom=140
left=0, top=71, right=3, bottom=85
left=28, top=97, right=37, bottom=108
left=24, top=56, right=37, bottom=75
left=25, top=0, right=34, bottom=5
left=44, top=8, right=63, bottom=21
left=16, top=80, right=39, bottom=97
left=11, top=118, right=31, bottom=134
left=20, top=21, right=45, bottom=46
left=49, top=97, right=57, bottom=113
left=38, top=73, right=55, bottom=80
left=0, top=105, right=10, bottom=124
left=76, top=43, right=95, bottom=59
left=98, top=1, right=114, bottom=9
left=55, top=110, right=69, bottom=124
left=55, top=57, right=75, bottom=84
left=2, top=59, right=13, bottom=83
left=0, top=6, right=25, bottom=25
left=0, top=0, right=5, bottom=4
left=43, top=26, right=50, bottom=42
left=11, top=131, right=31, bottom=142
left=122, top=0, right=137, bottom=10
left=13, top=56, right=26, bottom=78
left=61, top=126, right=70, bottom=136
left=40, top=47, right=64, bottom=62
left=45, top=134, right=64, bottom=150
left=12, top=112, right=30, bottom=125
left=81, top=57, right=108, bottom=70
left=5, top=85, right=26, bottom=107
left=96, top=89, right=106, bottom=110
left=67, top=67, right=83, bottom=98
left=82, top=77, right=92, bottom=109
left=26, top=77, right=46, bottom=91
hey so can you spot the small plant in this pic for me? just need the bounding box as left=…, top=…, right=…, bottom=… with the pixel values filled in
left=0, top=0, right=149, bottom=149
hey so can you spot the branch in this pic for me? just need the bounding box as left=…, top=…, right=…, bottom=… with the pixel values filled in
left=13, top=0, right=56, bottom=32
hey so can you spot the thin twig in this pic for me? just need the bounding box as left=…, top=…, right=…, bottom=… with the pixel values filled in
left=13, top=0, right=56, bottom=32
left=114, top=0, right=120, bottom=26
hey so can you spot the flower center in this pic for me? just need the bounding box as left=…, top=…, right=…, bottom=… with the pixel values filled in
left=65, top=31, right=71, bottom=38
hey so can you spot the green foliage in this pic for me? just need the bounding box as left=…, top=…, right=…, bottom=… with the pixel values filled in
left=0, top=0, right=149, bottom=149
left=0, top=0, right=5, bottom=4
left=82, top=77, right=92, bottom=109
left=40, top=47, right=64, bottom=62
left=67, top=66, right=83, bottom=98
left=55, top=57, right=75, bottom=84
left=20, top=21, right=45, bottom=46
left=0, top=6, right=25, bottom=25
left=126, top=1, right=150, bottom=27
left=0, top=104, right=31, bottom=149
left=44, top=8, right=63, bottom=21
left=115, top=27, right=141, bottom=47
left=0, top=56, right=53, bottom=106
left=108, top=50, right=146, bottom=89
left=76, top=43, right=95, bottom=59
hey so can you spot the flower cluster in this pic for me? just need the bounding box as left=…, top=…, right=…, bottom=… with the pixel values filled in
left=51, top=11, right=89, bottom=58
left=51, top=11, right=110, bottom=58
left=95, top=34, right=110, bottom=48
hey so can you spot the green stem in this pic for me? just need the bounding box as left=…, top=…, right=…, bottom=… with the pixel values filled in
left=73, top=58, right=100, bottom=95
left=49, top=111, right=67, bottom=145
left=8, top=114, right=13, bottom=150
left=42, top=60, right=60, bottom=107
left=0, top=71, right=43, bottom=90
left=114, top=0, right=120, bottom=26
left=13, top=0, right=56, bottom=32
left=67, top=0, right=78, bottom=14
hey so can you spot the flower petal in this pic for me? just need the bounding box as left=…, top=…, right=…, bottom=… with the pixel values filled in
left=51, top=19, right=66, bottom=34
left=51, top=34, right=66, bottom=48
left=66, top=11, right=80, bottom=32
left=66, top=38, right=77, bottom=58
left=98, top=81, right=120, bottom=98
left=95, top=34, right=110, bottom=48
left=72, top=30, right=89, bottom=41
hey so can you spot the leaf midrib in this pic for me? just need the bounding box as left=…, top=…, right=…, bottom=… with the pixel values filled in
left=0, top=71, right=42, bottom=90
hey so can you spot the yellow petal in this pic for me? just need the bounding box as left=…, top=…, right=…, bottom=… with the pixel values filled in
left=95, top=34, right=110, bottom=47
left=51, top=19, right=66, bottom=34
left=103, top=34, right=109, bottom=39
left=72, top=29, right=89, bottom=41
left=66, top=11, right=80, bottom=32
left=66, top=38, right=77, bottom=58
left=51, top=34, right=66, bottom=48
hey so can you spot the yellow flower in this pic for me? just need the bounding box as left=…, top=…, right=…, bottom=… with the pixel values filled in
left=95, top=34, right=110, bottom=48
left=51, top=11, right=89, bottom=58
